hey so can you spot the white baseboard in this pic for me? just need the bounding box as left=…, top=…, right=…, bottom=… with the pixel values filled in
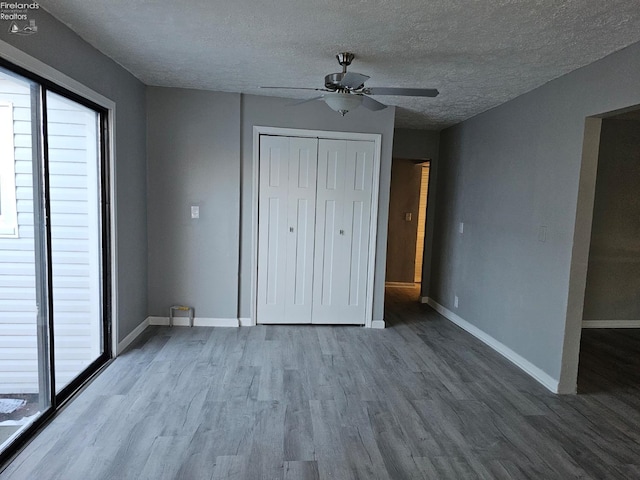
left=117, top=318, right=150, bottom=355
left=583, top=320, right=640, bottom=328
left=147, top=316, right=170, bottom=326
left=371, top=320, right=386, bottom=329
left=424, top=297, right=560, bottom=394
left=147, top=316, right=239, bottom=327
left=420, top=296, right=429, bottom=304
left=239, top=317, right=254, bottom=326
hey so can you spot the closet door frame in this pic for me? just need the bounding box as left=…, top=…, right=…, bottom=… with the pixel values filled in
left=251, top=126, right=382, bottom=327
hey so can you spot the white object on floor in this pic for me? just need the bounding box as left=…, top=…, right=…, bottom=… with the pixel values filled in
left=0, top=412, right=40, bottom=427
left=0, top=398, right=26, bottom=414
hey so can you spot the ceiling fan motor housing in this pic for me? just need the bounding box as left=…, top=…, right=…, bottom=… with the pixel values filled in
left=326, top=52, right=367, bottom=90
left=325, top=73, right=344, bottom=90
left=324, top=72, right=366, bottom=91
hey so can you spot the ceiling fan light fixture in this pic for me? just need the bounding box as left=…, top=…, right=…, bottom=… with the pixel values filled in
left=323, top=92, right=362, bottom=116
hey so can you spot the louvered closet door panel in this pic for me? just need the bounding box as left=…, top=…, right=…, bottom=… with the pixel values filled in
left=257, top=136, right=290, bottom=323
left=284, top=137, right=317, bottom=323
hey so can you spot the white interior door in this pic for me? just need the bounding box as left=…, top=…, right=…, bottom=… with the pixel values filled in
left=312, top=139, right=345, bottom=323
left=257, top=136, right=317, bottom=324
left=312, top=139, right=375, bottom=324
left=285, top=137, right=318, bottom=322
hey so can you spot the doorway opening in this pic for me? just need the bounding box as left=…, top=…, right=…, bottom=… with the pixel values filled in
left=385, top=158, right=430, bottom=301
left=414, top=162, right=430, bottom=283
left=577, top=107, right=640, bottom=394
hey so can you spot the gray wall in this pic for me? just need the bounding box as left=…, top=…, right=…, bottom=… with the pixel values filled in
left=433, top=41, right=640, bottom=392
left=146, top=88, right=241, bottom=319
left=392, top=128, right=440, bottom=160
left=239, top=94, right=396, bottom=322
left=0, top=9, right=148, bottom=342
left=146, top=91, right=395, bottom=323
left=583, top=118, right=640, bottom=321
left=386, top=159, right=422, bottom=283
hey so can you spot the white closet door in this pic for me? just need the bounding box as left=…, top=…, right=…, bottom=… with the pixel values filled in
left=257, top=136, right=317, bottom=324
left=257, top=136, right=288, bottom=323
left=285, top=138, right=318, bottom=322
left=343, top=140, right=375, bottom=319
left=312, top=139, right=375, bottom=324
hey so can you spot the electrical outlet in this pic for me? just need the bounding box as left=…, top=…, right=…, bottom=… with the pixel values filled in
left=454, top=295, right=459, bottom=308
left=191, top=205, right=200, bottom=219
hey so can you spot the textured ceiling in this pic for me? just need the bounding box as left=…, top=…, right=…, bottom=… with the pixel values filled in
left=39, top=0, right=640, bottom=130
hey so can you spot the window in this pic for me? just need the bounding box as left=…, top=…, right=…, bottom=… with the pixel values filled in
left=0, top=101, right=18, bottom=237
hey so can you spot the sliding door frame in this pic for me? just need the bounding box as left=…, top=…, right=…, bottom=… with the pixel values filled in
left=0, top=39, right=118, bottom=358
left=0, top=40, right=117, bottom=466
left=251, top=126, right=382, bottom=328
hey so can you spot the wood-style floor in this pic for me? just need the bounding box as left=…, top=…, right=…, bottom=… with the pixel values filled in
left=2, top=286, right=640, bottom=479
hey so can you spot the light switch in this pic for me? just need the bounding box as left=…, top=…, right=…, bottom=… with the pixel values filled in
left=538, top=225, right=547, bottom=242
left=459, top=222, right=464, bottom=234
left=191, top=205, right=200, bottom=219
left=405, top=212, right=412, bottom=221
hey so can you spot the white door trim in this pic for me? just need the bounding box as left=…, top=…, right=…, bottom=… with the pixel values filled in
left=251, top=126, right=382, bottom=328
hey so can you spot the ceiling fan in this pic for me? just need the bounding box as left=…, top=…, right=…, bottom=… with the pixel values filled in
left=260, top=52, right=439, bottom=116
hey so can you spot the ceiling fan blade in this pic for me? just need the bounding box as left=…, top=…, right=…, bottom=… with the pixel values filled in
left=260, top=86, right=330, bottom=92
left=361, top=95, right=387, bottom=112
left=338, top=72, right=370, bottom=89
left=289, top=96, right=325, bottom=106
left=366, top=87, right=439, bottom=97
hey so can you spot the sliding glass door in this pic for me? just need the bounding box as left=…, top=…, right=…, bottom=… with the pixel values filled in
left=0, top=67, right=49, bottom=452
left=0, top=63, right=110, bottom=461
left=46, top=91, right=104, bottom=394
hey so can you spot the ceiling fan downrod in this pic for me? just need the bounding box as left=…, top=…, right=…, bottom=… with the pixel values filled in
left=336, top=52, right=354, bottom=73
left=325, top=52, right=360, bottom=91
